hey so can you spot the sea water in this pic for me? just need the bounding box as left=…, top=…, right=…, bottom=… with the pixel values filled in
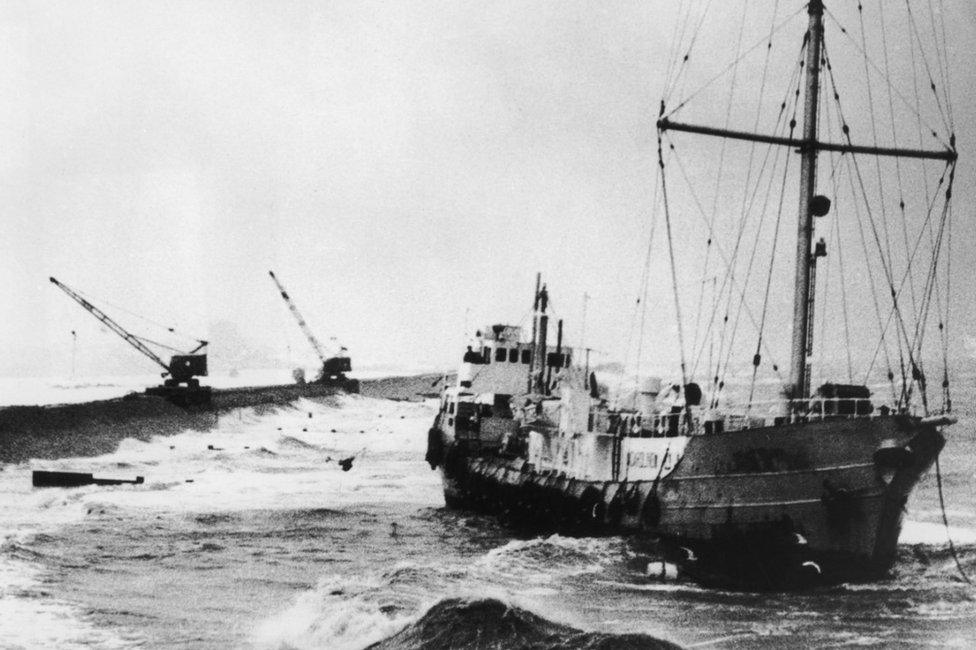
left=1, top=379, right=974, bottom=648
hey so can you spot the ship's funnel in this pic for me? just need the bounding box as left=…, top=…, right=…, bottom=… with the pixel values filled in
left=638, top=377, right=663, bottom=415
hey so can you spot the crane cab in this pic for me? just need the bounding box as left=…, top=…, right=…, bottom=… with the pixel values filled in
left=321, top=355, right=351, bottom=376
left=146, top=353, right=212, bottom=406
left=49, top=276, right=212, bottom=408
left=317, top=355, right=359, bottom=393
left=168, top=354, right=208, bottom=383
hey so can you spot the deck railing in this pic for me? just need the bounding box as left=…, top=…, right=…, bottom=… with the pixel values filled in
left=588, top=397, right=912, bottom=437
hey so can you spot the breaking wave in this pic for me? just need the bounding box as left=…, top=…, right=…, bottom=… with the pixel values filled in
left=254, top=587, right=681, bottom=650
left=366, top=597, right=680, bottom=650
left=252, top=571, right=418, bottom=650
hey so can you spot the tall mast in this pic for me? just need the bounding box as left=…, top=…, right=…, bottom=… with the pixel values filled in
left=527, top=272, right=541, bottom=394
left=535, top=284, right=550, bottom=394
left=657, top=0, right=954, bottom=403
left=788, top=0, right=824, bottom=401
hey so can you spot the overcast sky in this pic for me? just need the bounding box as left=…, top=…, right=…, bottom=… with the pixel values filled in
left=2, top=0, right=973, bottom=383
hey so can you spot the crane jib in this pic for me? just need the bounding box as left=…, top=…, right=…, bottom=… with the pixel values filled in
left=267, top=269, right=343, bottom=370
left=48, top=276, right=207, bottom=382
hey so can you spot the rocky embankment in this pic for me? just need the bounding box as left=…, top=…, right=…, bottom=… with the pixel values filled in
left=0, top=373, right=453, bottom=463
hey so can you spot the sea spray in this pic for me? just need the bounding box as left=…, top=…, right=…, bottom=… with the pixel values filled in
left=251, top=571, right=419, bottom=650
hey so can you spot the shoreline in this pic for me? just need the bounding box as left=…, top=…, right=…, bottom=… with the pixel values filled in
left=0, top=373, right=453, bottom=464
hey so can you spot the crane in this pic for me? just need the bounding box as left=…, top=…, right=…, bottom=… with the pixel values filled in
left=268, top=270, right=357, bottom=391
left=50, top=277, right=211, bottom=405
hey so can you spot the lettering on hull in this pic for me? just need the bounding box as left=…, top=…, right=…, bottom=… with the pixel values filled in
left=621, top=437, right=689, bottom=481
left=528, top=432, right=689, bottom=481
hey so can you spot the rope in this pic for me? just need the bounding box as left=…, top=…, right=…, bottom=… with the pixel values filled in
left=836, top=150, right=897, bottom=403
left=746, top=129, right=792, bottom=407
left=691, top=1, right=749, bottom=364
left=935, top=456, right=971, bottom=584
left=907, top=0, right=951, bottom=415
left=664, top=139, right=785, bottom=389
left=657, top=134, right=689, bottom=391
left=665, top=6, right=806, bottom=117
left=664, top=0, right=712, bottom=104
left=856, top=2, right=899, bottom=339
left=679, top=50, right=802, bottom=382
left=941, top=201, right=952, bottom=412
left=879, top=0, right=921, bottom=328
left=132, top=335, right=192, bottom=355
left=69, top=284, right=205, bottom=345
left=633, top=159, right=662, bottom=388
left=857, top=161, right=948, bottom=396
left=661, top=0, right=690, bottom=100
left=822, top=100, right=854, bottom=383
left=825, top=5, right=949, bottom=144
left=926, top=0, right=954, bottom=132
left=711, top=54, right=804, bottom=406
left=709, top=46, right=806, bottom=398
left=823, top=40, right=923, bottom=406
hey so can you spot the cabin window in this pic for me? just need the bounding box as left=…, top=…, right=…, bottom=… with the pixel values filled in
left=508, top=348, right=519, bottom=363
left=483, top=348, right=491, bottom=364
left=521, top=349, right=532, bottom=364
left=495, top=347, right=507, bottom=362
left=448, top=402, right=455, bottom=415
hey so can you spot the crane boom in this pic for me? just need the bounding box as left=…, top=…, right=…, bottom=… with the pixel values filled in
left=268, top=271, right=330, bottom=365
left=50, top=277, right=172, bottom=375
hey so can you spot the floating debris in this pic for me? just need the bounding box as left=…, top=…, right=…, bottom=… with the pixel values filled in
left=32, top=470, right=144, bottom=488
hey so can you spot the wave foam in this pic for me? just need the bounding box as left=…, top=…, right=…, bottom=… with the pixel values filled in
left=901, top=521, right=976, bottom=546
left=251, top=572, right=414, bottom=650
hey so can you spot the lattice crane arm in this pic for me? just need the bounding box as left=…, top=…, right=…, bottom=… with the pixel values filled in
left=268, top=270, right=330, bottom=365
left=49, top=276, right=171, bottom=375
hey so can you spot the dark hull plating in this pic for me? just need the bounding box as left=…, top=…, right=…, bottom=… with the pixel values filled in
left=430, top=416, right=944, bottom=589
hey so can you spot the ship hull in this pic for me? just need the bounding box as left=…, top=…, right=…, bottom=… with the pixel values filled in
left=430, top=416, right=943, bottom=589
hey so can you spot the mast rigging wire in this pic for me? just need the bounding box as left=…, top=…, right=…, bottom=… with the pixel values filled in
left=657, top=135, right=689, bottom=392
left=690, top=2, right=749, bottom=366
left=664, top=5, right=806, bottom=119
left=65, top=285, right=206, bottom=349
left=935, top=456, right=971, bottom=585
left=747, top=119, right=794, bottom=407
left=692, top=50, right=805, bottom=383
left=662, top=137, right=786, bottom=388
left=658, top=0, right=955, bottom=417
left=822, top=103, right=855, bottom=384
left=825, top=5, right=950, bottom=144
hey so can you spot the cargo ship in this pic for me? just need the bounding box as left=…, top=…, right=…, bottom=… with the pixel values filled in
left=426, top=279, right=951, bottom=588
left=426, top=0, right=958, bottom=589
